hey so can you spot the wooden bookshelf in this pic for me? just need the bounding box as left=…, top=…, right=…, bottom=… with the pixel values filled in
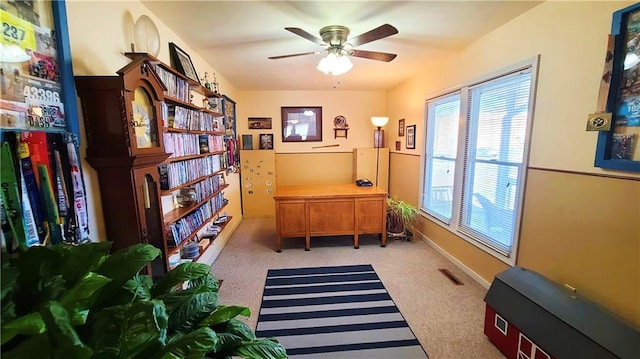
left=164, top=184, right=229, bottom=225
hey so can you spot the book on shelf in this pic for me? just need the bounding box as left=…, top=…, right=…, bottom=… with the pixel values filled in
left=199, top=134, right=210, bottom=154
left=159, top=164, right=169, bottom=190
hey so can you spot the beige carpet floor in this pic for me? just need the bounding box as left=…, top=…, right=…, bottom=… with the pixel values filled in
left=210, top=217, right=505, bottom=359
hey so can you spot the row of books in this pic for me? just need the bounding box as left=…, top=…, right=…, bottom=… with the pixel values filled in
left=167, top=193, right=225, bottom=246
left=163, top=133, right=225, bottom=158
left=153, top=65, right=190, bottom=102
left=189, top=174, right=224, bottom=202
left=162, top=103, right=223, bottom=132
left=198, top=134, right=225, bottom=153
left=159, top=154, right=222, bottom=190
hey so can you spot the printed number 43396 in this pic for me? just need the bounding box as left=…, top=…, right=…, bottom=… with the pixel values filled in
left=23, top=85, right=60, bottom=103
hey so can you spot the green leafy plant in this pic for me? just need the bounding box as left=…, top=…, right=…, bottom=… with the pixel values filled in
left=0, top=242, right=287, bottom=359
left=387, top=197, right=419, bottom=236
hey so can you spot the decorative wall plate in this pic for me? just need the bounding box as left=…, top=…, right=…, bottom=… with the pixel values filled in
left=134, top=15, right=160, bottom=56
left=334, top=115, right=348, bottom=128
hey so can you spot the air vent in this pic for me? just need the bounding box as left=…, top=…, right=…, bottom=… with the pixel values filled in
left=438, top=269, right=464, bottom=285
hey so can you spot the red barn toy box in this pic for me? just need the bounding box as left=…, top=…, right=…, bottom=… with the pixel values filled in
left=484, top=266, right=639, bottom=359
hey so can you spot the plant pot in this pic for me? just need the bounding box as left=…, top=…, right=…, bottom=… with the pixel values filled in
left=387, top=211, right=404, bottom=234
left=405, top=230, right=414, bottom=241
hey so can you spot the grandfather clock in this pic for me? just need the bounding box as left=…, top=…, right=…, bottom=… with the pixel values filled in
left=76, top=58, right=169, bottom=278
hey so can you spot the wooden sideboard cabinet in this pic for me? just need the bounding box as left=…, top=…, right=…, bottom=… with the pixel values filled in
left=273, top=184, right=387, bottom=251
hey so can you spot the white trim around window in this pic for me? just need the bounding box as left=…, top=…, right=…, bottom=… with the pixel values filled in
left=419, top=56, right=539, bottom=265
left=494, top=313, right=508, bottom=336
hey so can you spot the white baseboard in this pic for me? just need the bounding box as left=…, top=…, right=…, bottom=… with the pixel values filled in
left=415, top=230, right=491, bottom=289
left=198, top=217, right=241, bottom=266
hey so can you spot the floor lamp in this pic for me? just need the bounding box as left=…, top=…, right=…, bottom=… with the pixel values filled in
left=371, top=116, right=389, bottom=187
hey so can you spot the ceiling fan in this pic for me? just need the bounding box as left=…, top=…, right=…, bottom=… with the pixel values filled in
left=269, top=24, right=398, bottom=75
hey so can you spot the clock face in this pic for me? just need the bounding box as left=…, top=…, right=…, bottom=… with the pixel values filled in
left=132, top=87, right=155, bottom=148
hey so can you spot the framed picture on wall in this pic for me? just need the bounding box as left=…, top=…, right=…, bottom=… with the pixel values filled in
left=248, top=117, right=272, bottom=129
left=259, top=133, right=274, bottom=149
left=398, top=119, right=405, bottom=136
left=242, top=134, right=253, bottom=150
left=406, top=125, right=416, bottom=149
left=168, top=42, right=199, bottom=83
left=281, top=106, right=322, bottom=142
left=594, top=2, right=640, bottom=172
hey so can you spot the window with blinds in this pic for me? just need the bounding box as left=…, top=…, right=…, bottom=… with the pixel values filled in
left=421, top=59, right=537, bottom=262
left=422, top=94, right=460, bottom=221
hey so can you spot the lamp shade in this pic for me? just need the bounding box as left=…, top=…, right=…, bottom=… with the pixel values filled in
left=317, top=52, right=353, bottom=76
left=371, top=116, right=389, bottom=128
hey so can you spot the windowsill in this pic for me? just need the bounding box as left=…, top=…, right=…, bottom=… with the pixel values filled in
left=419, top=210, right=516, bottom=266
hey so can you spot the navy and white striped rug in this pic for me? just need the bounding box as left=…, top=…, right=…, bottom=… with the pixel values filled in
left=255, top=264, right=429, bottom=358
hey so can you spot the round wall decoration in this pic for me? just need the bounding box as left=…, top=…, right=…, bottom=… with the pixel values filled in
left=134, top=15, right=160, bottom=56
left=334, top=115, right=348, bottom=128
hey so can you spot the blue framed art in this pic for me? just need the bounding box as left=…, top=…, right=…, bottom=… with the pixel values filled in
left=595, top=2, right=640, bottom=172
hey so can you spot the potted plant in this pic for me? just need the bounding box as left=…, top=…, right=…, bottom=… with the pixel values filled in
left=0, top=242, right=287, bottom=359
left=387, top=197, right=419, bottom=240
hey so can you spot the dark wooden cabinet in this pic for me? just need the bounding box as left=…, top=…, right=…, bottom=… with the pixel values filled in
left=76, top=58, right=170, bottom=278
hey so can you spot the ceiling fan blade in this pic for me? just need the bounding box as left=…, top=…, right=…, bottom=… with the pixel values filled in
left=285, top=27, right=325, bottom=45
left=351, top=50, right=397, bottom=62
left=268, top=51, right=319, bottom=60
left=349, top=24, right=398, bottom=47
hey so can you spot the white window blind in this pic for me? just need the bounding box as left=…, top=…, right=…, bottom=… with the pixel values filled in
left=420, top=60, right=536, bottom=262
left=422, top=94, right=460, bottom=221
left=459, top=71, right=531, bottom=255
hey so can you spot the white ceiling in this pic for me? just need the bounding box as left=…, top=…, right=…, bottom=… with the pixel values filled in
left=140, top=1, right=542, bottom=91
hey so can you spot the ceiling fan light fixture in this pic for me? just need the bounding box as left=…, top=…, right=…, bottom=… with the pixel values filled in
left=316, top=51, right=353, bottom=76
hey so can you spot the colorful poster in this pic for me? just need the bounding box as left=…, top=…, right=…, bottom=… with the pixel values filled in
left=0, top=7, right=64, bottom=131
left=617, top=95, right=640, bottom=126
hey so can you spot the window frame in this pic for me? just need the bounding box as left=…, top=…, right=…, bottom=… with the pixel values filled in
left=419, top=56, right=539, bottom=265
left=422, top=91, right=461, bottom=223
left=494, top=313, right=508, bottom=336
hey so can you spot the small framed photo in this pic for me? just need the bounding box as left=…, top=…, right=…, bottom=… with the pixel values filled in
left=259, top=133, right=274, bottom=150
left=406, top=125, right=416, bottom=149
left=398, top=118, right=405, bottom=136
left=395, top=140, right=401, bottom=150
left=242, top=134, right=253, bottom=150
left=248, top=117, right=272, bottom=129
left=281, top=106, right=322, bottom=142
left=168, top=42, right=199, bottom=83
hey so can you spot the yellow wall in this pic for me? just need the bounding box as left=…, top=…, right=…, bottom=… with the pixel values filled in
left=237, top=90, right=387, bottom=185
left=276, top=152, right=353, bottom=185
left=387, top=1, right=640, bottom=326
left=236, top=91, right=386, bottom=153
left=519, top=169, right=639, bottom=324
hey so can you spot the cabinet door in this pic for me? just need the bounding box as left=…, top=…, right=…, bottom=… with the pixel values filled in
left=126, top=84, right=164, bottom=156
left=309, top=199, right=354, bottom=235
left=132, top=167, right=167, bottom=278
left=277, top=201, right=306, bottom=237
left=357, top=197, right=384, bottom=233
left=240, top=150, right=276, bottom=218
